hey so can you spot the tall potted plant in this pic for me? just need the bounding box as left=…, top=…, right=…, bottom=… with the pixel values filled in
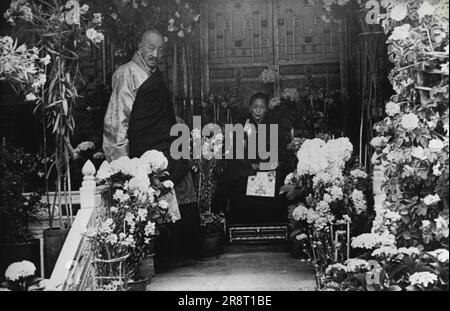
left=2, top=0, right=104, bottom=277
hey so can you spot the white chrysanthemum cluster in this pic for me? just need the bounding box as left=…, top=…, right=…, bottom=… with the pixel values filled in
left=409, top=271, right=438, bottom=287
left=5, top=260, right=36, bottom=281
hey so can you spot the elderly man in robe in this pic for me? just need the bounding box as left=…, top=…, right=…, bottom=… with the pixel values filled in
left=103, top=30, right=199, bottom=267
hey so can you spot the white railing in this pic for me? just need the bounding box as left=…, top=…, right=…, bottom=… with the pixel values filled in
left=49, top=160, right=111, bottom=291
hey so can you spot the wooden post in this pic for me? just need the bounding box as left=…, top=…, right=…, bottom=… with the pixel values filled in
left=80, top=160, right=96, bottom=209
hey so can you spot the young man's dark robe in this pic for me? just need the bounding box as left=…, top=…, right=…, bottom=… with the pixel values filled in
left=218, top=112, right=288, bottom=225
left=128, top=68, right=199, bottom=267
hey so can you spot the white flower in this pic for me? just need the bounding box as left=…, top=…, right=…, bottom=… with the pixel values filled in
left=25, top=93, right=37, bottom=101
left=411, top=146, right=428, bottom=160
left=389, top=24, right=411, bottom=41
left=159, top=200, right=169, bottom=210
left=428, top=249, right=449, bottom=263
left=168, top=24, right=175, bottom=32
left=80, top=4, right=89, bottom=15
left=111, top=13, right=118, bottom=20
left=93, top=13, right=102, bottom=25
left=175, top=11, right=180, bottom=18
left=40, top=54, right=51, bottom=66
left=372, top=246, right=399, bottom=258
left=168, top=18, right=174, bottom=25
left=428, top=139, right=444, bottom=152
left=417, top=1, right=436, bottom=20
left=390, top=2, right=408, bottom=21
left=351, top=233, right=395, bottom=249
left=86, top=28, right=104, bottom=44
left=432, top=162, right=442, bottom=176
left=137, top=208, right=148, bottom=222
left=105, top=233, right=118, bottom=245
left=5, top=261, right=36, bottom=281
left=345, top=258, right=369, bottom=272
left=127, top=175, right=150, bottom=194
left=113, top=189, right=130, bottom=203
left=409, top=272, right=437, bottom=287
left=370, top=136, right=388, bottom=149
left=144, top=221, right=156, bottom=236
left=292, top=204, right=308, bottom=221
left=162, top=180, right=174, bottom=188
left=385, top=101, right=400, bottom=116
left=401, top=113, right=420, bottom=130
left=398, top=247, right=420, bottom=257
left=140, top=150, right=168, bottom=172
left=177, top=30, right=184, bottom=38
left=350, top=169, right=368, bottom=179
left=328, top=186, right=344, bottom=201
left=423, top=194, right=441, bottom=206
left=351, top=189, right=366, bottom=214
left=284, top=172, right=294, bottom=185
left=295, top=233, right=307, bottom=241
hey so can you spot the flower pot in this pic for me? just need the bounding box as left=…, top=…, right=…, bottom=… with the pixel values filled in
left=137, top=254, right=155, bottom=281
left=43, top=227, right=69, bottom=278
left=126, top=278, right=149, bottom=291
left=0, top=239, right=41, bottom=277
left=199, top=232, right=223, bottom=258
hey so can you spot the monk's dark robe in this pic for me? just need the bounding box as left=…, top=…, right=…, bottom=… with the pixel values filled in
left=128, top=68, right=199, bottom=266
left=128, top=68, right=190, bottom=184
left=220, top=113, right=288, bottom=225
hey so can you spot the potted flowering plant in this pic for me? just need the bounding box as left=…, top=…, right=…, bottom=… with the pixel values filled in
left=199, top=210, right=225, bottom=258
left=320, top=233, right=448, bottom=291
left=0, top=260, right=42, bottom=291
left=93, top=150, right=177, bottom=290
left=281, top=137, right=373, bottom=280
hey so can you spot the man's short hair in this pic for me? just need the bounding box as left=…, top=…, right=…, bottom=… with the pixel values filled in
left=140, top=29, right=164, bottom=43
left=249, top=92, right=269, bottom=107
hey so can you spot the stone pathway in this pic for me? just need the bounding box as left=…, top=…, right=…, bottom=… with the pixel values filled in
left=147, top=242, right=317, bottom=291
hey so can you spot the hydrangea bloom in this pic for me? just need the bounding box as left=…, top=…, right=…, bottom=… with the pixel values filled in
left=428, top=249, right=449, bottom=263
left=345, top=258, right=369, bottom=272
left=292, top=204, right=308, bottom=221
left=372, top=246, right=399, bottom=258
left=409, top=272, right=438, bottom=287
left=423, top=194, right=441, bottom=206
left=385, top=101, right=401, bottom=116
left=401, top=113, right=420, bottom=130
left=351, top=233, right=396, bottom=249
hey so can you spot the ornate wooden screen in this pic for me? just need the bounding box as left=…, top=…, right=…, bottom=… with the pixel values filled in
left=202, top=0, right=346, bottom=114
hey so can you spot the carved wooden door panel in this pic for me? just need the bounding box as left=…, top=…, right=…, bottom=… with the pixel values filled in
left=202, top=0, right=274, bottom=115
left=274, top=0, right=343, bottom=91
left=202, top=0, right=345, bottom=116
